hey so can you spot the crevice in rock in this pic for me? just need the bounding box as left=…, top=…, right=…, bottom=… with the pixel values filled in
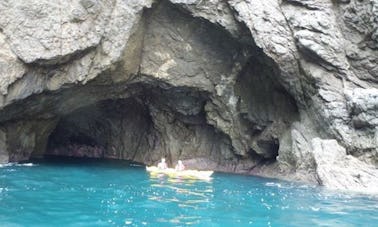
left=295, top=42, right=340, bottom=72
left=282, top=0, right=322, bottom=10
left=29, top=46, right=97, bottom=67
left=234, top=53, right=300, bottom=160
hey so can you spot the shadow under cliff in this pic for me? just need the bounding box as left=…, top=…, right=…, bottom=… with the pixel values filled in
left=0, top=0, right=299, bottom=176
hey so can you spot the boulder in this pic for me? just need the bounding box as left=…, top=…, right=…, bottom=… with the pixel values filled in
left=311, top=138, right=378, bottom=194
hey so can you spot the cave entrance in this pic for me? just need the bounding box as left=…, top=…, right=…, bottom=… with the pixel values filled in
left=42, top=84, right=217, bottom=167
left=45, top=98, right=153, bottom=160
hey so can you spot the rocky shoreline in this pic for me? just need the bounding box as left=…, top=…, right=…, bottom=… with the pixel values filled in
left=0, top=0, right=377, bottom=193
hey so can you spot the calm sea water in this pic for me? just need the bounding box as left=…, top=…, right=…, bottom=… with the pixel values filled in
left=0, top=158, right=377, bottom=227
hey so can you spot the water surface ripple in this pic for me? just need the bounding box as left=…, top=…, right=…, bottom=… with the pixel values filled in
left=0, top=159, right=377, bottom=226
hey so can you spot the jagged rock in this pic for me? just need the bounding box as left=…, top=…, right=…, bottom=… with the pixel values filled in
left=339, top=0, right=378, bottom=83
left=140, top=1, right=242, bottom=91
left=346, top=88, right=378, bottom=128
left=311, top=138, right=378, bottom=194
left=0, top=129, right=8, bottom=163
left=2, top=119, right=57, bottom=162
left=341, top=0, right=378, bottom=48
left=344, top=88, right=378, bottom=165
left=283, top=2, right=350, bottom=71
left=168, top=0, right=245, bottom=39
left=0, top=0, right=377, bottom=194
left=0, top=0, right=114, bottom=64
left=278, top=119, right=317, bottom=172
left=229, top=0, right=303, bottom=101
left=281, top=0, right=378, bottom=174
left=0, top=33, right=26, bottom=96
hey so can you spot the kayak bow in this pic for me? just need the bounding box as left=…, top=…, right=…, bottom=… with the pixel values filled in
left=146, top=166, right=213, bottom=180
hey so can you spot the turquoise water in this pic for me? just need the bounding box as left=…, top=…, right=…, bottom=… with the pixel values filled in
left=0, top=158, right=377, bottom=227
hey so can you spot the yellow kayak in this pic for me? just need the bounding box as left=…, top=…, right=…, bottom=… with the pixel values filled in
left=146, top=166, right=213, bottom=180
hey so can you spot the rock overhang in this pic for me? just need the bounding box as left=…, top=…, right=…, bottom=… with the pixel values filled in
left=0, top=0, right=377, bottom=193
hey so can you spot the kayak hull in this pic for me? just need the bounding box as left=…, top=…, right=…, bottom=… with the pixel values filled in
left=146, top=166, right=213, bottom=180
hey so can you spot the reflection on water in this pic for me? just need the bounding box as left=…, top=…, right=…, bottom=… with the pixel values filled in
left=149, top=176, right=213, bottom=205
left=0, top=159, right=377, bottom=226
left=148, top=175, right=214, bottom=224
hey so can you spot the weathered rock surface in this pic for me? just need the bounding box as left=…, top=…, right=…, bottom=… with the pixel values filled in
left=0, top=0, right=113, bottom=64
left=0, top=129, right=8, bottom=163
left=311, top=138, right=378, bottom=194
left=0, top=33, right=26, bottom=95
left=0, top=0, right=377, bottom=194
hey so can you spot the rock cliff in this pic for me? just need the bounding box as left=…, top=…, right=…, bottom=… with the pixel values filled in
left=0, top=0, right=377, bottom=193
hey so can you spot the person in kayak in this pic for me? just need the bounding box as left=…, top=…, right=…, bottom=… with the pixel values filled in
left=175, top=160, right=185, bottom=171
left=157, top=158, right=168, bottom=169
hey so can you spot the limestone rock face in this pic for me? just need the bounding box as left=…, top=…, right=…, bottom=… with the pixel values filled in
left=0, top=0, right=377, bottom=193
